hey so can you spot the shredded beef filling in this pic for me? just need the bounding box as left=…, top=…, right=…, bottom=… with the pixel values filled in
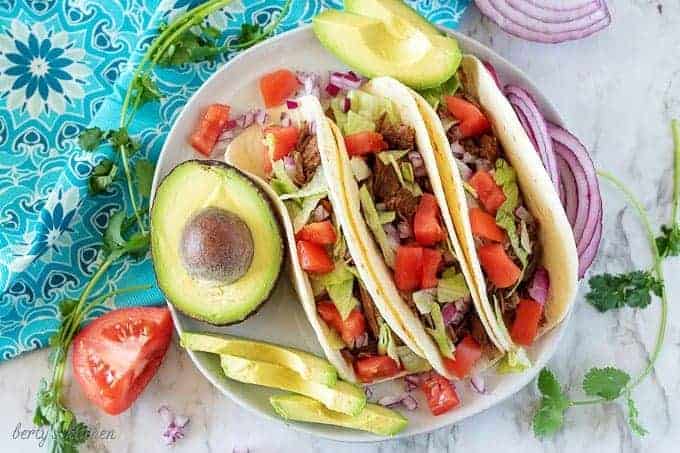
left=296, top=126, right=320, bottom=183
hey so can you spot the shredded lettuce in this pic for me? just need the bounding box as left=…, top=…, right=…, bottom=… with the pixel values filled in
left=326, top=327, right=346, bottom=350
left=377, top=150, right=421, bottom=195
left=350, top=157, right=371, bottom=182
left=497, top=348, right=531, bottom=374
left=271, top=160, right=298, bottom=196
left=280, top=169, right=327, bottom=200
left=413, top=289, right=436, bottom=314
left=520, top=220, right=532, bottom=254
left=359, top=185, right=396, bottom=267
left=377, top=210, right=396, bottom=224
left=330, top=97, right=348, bottom=132
left=418, top=74, right=460, bottom=110
left=344, top=110, right=375, bottom=135
left=348, top=90, right=399, bottom=125
left=493, top=159, right=528, bottom=266
left=327, top=280, right=358, bottom=320
left=292, top=194, right=325, bottom=232
left=437, top=270, right=470, bottom=303
left=376, top=150, right=409, bottom=165
left=401, top=162, right=414, bottom=183
left=378, top=322, right=400, bottom=365
left=396, top=346, right=431, bottom=373
left=312, top=261, right=354, bottom=288
left=426, top=303, right=455, bottom=359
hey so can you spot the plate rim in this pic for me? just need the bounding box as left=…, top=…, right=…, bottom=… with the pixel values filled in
left=152, top=23, right=571, bottom=443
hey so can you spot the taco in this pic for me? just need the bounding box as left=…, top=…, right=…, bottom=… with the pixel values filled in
left=321, top=78, right=508, bottom=380
left=225, top=94, right=430, bottom=384
left=410, top=55, right=578, bottom=364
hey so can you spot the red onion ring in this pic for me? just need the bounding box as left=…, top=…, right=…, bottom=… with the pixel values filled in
left=578, top=205, right=602, bottom=277
left=556, top=154, right=578, bottom=227
left=482, top=60, right=502, bottom=89
left=474, top=0, right=611, bottom=44
left=506, top=0, right=601, bottom=23
left=505, top=86, right=560, bottom=192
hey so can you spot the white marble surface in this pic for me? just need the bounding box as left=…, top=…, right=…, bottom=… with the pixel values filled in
left=2, top=2, right=680, bottom=452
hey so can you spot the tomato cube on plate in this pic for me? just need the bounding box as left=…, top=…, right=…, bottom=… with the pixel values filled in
left=421, top=373, right=460, bottom=416
left=354, top=355, right=401, bottom=383
left=190, top=103, right=230, bottom=156
left=260, top=69, right=300, bottom=108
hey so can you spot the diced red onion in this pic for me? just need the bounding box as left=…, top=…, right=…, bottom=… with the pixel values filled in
left=330, top=71, right=364, bottom=90
left=353, top=332, right=369, bottom=349
left=505, top=85, right=560, bottom=192
left=408, top=151, right=426, bottom=178
left=462, top=151, right=476, bottom=164
left=475, top=158, right=493, bottom=173
left=254, top=108, right=267, bottom=125
left=296, top=71, right=321, bottom=97
left=441, top=302, right=465, bottom=326
left=312, top=204, right=329, bottom=222
left=378, top=393, right=418, bottom=411
left=450, top=141, right=465, bottom=158
left=158, top=405, right=189, bottom=446
left=528, top=267, right=550, bottom=304
left=384, top=224, right=400, bottom=249
left=404, top=374, right=421, bottom=391
left=470, top=374, right=487, bottom=394
left=515, top=205, right=532, bottom=222
left=378, top=394, right=403, bottom=407
left=342, top=97, right=351, bottom=113
left=482, top=60, right=502, bottom=89
left=224, top=119, right=237, bottom=130
left=456, top=159, right=473, bottom=181
left=397, top=221, right=411, bottom=239
left=280, top=111, right=292, bottom=128
left=282, top=155, right=297, bottom=180
left=325, top=83, right=340, bottom=97
left=364, top=385, right=374, bottom=399
left=401, top=394, right=418, bottom=411
left=286, top=99, right=299, bottom=109
left=474, top=0, right=611, bottom=44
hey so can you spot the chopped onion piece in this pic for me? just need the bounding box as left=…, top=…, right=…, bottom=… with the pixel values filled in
left=342, top=97, right=351, bottom=113
left=296, top=71, right=321, bottom=97
left=312, top=204, right=329, bottom=222
left=528, top=267, right=550, bottom=304
left=397, top=221, right=411, bottom=239
left=330, top=71, right=364, bottom=90
left=470, top=374, right=487, bottom=394
left=286, top=99, right=299, bottom=109
left=378, top=393, right=418, bottom=411
left=325, top=83, right=340, bottom=97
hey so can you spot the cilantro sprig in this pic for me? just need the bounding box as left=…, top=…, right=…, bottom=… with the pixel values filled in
left=38, top=1, right=288, bottom=451
left=532, top=120, right=678, bottom=438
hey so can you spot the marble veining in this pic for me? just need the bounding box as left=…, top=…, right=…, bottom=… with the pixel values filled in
left=2, top=1, right=679, bottom=452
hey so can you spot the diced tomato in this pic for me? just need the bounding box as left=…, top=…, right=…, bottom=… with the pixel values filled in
left=316, top=301, right=366, bottom=345
left=354, top=355, right=402, bottom=383
left=394, top=245, right=423, bottom=292
left=444, top=95, right=490, bottom=138
left=420, top=373, right=460, bottom=416
left=443, top=335, right=482, bottom=379
left=511, top=298, right=544, bottom=346
left=264, top=126, right=299, bottom=162
left=414, top=193, right=444, bottom=246
left=468, top=171, right=506, bottom=215
left=190, top=104, right=230, bottom=156
left=421, top=248, right=442, bottom=289
left=344, top=131, right=388, bottom=156
left=296, top=221, right=337, bottom=245
left=297, top=240, right=334, bottom=274
left=469, top=207, right=506, bottom=242
left=477, top=243, right=521, bottom=288
left=259, top=69, right=300, bottom=108
left=72, top=307, right=173, bottom=415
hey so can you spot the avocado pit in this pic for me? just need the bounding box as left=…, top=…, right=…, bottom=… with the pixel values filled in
left=180, top=207, right=254, bottom=283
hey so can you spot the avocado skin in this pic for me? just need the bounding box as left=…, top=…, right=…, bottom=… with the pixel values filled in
left=151, top=160, right=285, bottom=326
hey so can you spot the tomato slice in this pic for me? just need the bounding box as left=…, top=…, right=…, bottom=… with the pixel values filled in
left=344, top=131, right=388, bottom=156
left=443, top=335, right=482, bottom=379
left=477, top=243, right=521, bottom=288
left=421, top=373, right=460, bottom=416
left=354, top=355, right=401, bottom=383
left=511, top=298, right=544, bottom=346
left=414, top=193, right=444, bottom=246
left=296, top=221, right=337, bottom=245
left=260, top=69, right=300, bottom=108
left=469, top=207, right=506, bottom=242
left=468, top=171, right=506, bottom=215
left=71, top=307, right=173, bottom=415
left=421, top=248, right=442, bottom=289
left=444, top=95, right=490, bottom=138
left=394, top=245, right=423, bottom=292
left=190, top=104, right=231, bottom=156
left=264, top=126, right=299, bottom=162
left=297, top=240, right=334, bottom=274
left=316, top=301, right=366, bottom=345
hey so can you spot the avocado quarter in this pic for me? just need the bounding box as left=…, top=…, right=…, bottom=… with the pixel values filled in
left=219, top=354, right=366, bottom=416
left=270, top=394, right=408, bottom=436
left=180, top=331, right=337, bottom=386
left=151, top=160, right=284, bottom=325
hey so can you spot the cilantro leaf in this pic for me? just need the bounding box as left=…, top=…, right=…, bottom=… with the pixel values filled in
left=156, top=23, right=225, bottom=67
left=110, top=127, right=141, bottom=156
left=78, top=127, right=109, bottom=152
left=532, top=369, right=571, bottom=437
left=582, top=367, right=630, bottom=400
left=234, top=23, right=265, bottom=47
left=586, top=270, right=662, bottom=312
left=103, top=211, right=150, bottom=259
left=230, top=0, right=291, bottom=51
left=134, top=159, right=154, bottom=199
left=656, top=223, right=680, bottom=258
left=626, top=395, right=648, bottom=436
left=88, top=159, right=118, bottom=195
left=130, top=73, right=162, bottom=107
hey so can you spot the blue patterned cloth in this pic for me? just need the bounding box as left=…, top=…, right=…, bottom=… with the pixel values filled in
left=0, top=0, right=469, bottom=360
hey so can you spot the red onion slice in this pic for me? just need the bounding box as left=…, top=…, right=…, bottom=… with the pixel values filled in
left=330, top=71, right=364, bottom=90
left=506, top=0, right=601, bottom=23
left=556, top=154, right=578, bottom=227
left=474, top=0, right=611, bottom=44
left=505, top=86, right=560, bottom=192
left=482, top=60, right=502, bottom=89
left=578, top=206, right=602, bottom=277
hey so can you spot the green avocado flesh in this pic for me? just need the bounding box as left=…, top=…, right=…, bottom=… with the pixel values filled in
left=312, top=6, right=461, bottom=89
left=151, top=160, right=283, bottom=325
left=270, top=394, right=408, bottom=436
left=180, top=332, right=337, bottom=386
left=219, top=355, right=366, bottom=416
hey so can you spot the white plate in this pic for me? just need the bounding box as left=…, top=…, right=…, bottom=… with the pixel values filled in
left=151, top=25, right=568, bottom=442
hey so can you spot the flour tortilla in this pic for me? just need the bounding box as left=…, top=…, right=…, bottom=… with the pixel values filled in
left=411, top=55, right=578, bottom=348
left=324, top=79, right=505, bottom=379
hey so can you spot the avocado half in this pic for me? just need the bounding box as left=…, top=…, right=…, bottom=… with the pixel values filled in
left=151, top=160, right=284, bottom=325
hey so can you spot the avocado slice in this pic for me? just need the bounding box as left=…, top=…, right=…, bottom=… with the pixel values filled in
left=270, top=394, right=408, bottom=436
left=181, top=332, right=337, bottom=386
left=312, top=9, right=461, bottom=89
left=345, top=0, right=440, bottom=38
left=151, top=160, right=283, bottom=325
left=219, top=355, right=366, bottom=416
